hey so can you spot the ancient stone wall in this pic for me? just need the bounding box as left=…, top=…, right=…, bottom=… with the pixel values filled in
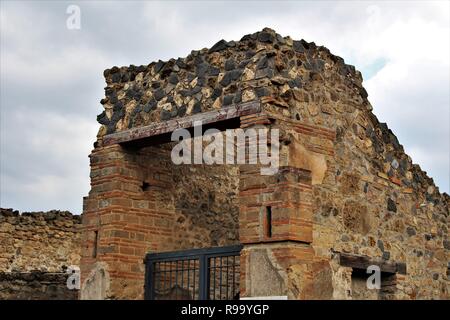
left=170, top=152, right=240, bottom=249
left=86, top=27, right=449, bottom=300
left=0, top=271, right=79, bottom=300
left=229, top=29, right=449, bottom=299
left=0, top=208, right=82, bottom=299
left=138, top=142, right=240, bottom=251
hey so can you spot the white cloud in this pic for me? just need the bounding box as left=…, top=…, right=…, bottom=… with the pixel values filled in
left=357, top=2, right=449, bottom=192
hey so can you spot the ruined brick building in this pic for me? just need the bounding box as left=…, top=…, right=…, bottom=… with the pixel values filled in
left=1, top=28, right=447, bottom=300
left=79, top=28, right=449, bottom=300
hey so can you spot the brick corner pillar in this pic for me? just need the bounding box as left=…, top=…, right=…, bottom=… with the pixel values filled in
left=80, top=144, right=157, bottom=300
left=238, top=114, right=315, bottom=300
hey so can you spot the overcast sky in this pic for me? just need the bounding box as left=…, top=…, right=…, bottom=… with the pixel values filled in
left=1, top=1, right=449, bottom=214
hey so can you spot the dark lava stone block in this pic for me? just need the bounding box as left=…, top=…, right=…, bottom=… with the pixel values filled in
left=154, top=60, right=165, bottom=74
left=178, top=105, right=187, bottom=117
left=192, top=101, right=202, bottom=114
left=111, top=72, right=121, bottom=83
left=257, top=56, right=268, bottom=69
left=211, top=87, right=222, bottom=100
left=97, top=111, right=109, bottom=125
left=230, top=69, right=243, bottom=81
left=208, top=39, right=228, bottom=53
left=406, top=226, right=416, bottom=237
left=387, top=198, right=397, bottom=213
left=234, top=91, right=242, bottom=104
left=223, top=94, right=234, bottom=106
left=257, top=32, right=274, bottom=43
left=153, top=88, right=165, bottom=101
left=225, top=59, right=236, bottom=71
left=160, top=109, right=171, bottom=121
left=293, top=40, right=305, bottom=53
left=197, top=63, right=209, bottom=78
left=288, top=77, right=302, bottom=88
left=255, top=87, right=269, bottom=97
left=220, top=72, right=233, bottom=87
left=179, top=89, right=191, bottom=97
left=132, top=104, right=142, bottom=115
left=176, top=58, right=187, bottom=69
left=168, top=73, right=179, bottom=85
left=208, top=66, right=220, bottom=76
left=144, top=99, right=157, bottom=112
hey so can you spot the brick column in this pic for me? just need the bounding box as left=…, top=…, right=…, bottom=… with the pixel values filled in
left=80, top=144, right=174, bottom=299
left=238, top=114, right=314, bottom=299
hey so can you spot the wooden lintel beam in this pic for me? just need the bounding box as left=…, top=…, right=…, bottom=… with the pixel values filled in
left=338, top=252, right=407, bottom=275
left=102, top=101, right=261, bottom=146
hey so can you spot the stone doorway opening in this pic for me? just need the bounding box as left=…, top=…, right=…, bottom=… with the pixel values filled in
left=128, top=122, right=243, bottom=299
left=81, top=110, right=248, bottom=299
left=81, top=102, right=315, bottom=300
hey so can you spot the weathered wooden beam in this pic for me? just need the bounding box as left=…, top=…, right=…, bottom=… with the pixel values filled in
left=338, top=252, right=407, bottom=275
left=102, top=101, right=261, bottom=146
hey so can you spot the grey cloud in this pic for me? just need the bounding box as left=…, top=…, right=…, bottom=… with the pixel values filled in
left=1, top=1, right=448, bottom=214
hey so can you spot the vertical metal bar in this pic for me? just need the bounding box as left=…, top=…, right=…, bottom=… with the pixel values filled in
left=206, top=256, right=211, bottom=300
left=175, top=260, right=178, bottom=300
left=219, top=257, right=223, bottom=300
left=193, top=259, right=196, bottom=299
left=226, top=256, right=229, bottom=299
left=143, top=259, right=148, bottom=300
left=181, top=259, right=184, bottom=295
left=157, top=261, right=160, bottom=299
left=198, top=254, right=208, bottom=300
left=166, top=262, right=169, bottom=296
left=145, top=259, right=155, bottom=300
left=165, top=261, right=168, bottom=297
left=232, top=255, right=236, bottom=299
left=212, top=257, right=216, bottom=300
left=169, top=261, right=172, bottom=300
left=159, top=262, right=163, bottom=300
left=163, top=261, right=167, bottom=296
left=187, top=259, right=191, bottom=299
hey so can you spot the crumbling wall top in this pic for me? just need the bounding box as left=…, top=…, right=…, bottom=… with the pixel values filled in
left=97, top=27, right=367, bottom=135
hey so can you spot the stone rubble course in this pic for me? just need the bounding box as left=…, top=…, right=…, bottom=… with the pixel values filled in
left=98, top=28, right=364, bottom=134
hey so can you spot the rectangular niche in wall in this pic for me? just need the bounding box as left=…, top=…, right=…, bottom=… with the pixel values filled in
left=338, top=252, right=405, bottom=300
left=351, top=268, right=397, bottom=300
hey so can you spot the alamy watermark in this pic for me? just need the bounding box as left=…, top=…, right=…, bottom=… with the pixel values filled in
left=66, top=265, right=80, bottom=290
left=366, top=265, right=381, bottom=290
left=66, top=4, right=81, bottom=30
left=170, top=121, right=280, bottom=175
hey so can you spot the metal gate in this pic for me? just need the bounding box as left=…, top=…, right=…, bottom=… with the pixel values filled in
left=144, top=245, right=242, bottom=300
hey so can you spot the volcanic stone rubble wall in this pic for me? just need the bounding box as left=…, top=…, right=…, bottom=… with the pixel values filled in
left=83, top=27, right=449, bottom=299
left=0, top=208, right=82, bottom=299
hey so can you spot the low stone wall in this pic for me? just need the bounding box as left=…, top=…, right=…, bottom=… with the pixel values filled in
left=0, top=208, right=82, bottom=300
left=0, top=271, right=78, bottom=300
